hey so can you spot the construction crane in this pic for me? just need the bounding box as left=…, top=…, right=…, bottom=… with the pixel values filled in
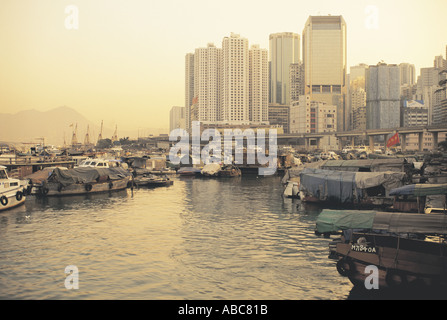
left=71, top=123, right=78, bottom=145
left=111, top=124, right=118, bottom=143
left=98, top=120, right=103, bottom=141
left=84, top=125, right=91, bottom=145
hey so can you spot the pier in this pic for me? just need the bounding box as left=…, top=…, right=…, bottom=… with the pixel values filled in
left=0, top=156, right=76, bottom=178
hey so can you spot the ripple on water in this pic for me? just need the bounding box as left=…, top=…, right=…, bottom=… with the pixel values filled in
left=0, top=176, right=353, bottom=299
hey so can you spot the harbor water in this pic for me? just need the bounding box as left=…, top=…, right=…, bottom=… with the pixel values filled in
left=0, top=175, right=371, bottom=299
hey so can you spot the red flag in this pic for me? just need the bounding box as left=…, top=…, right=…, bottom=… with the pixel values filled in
left=386, top=133, right=400, bottom=148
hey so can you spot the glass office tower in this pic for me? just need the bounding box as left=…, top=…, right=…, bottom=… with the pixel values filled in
left=269, top=32, right=300, bottom=105
left=302, top=16, right=347, bottom=131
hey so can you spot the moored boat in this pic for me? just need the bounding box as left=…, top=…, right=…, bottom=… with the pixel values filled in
left=133, top=174, right=173, bottom=188
left=298, top=168, right=407, bottom=208
left=35, top=167, right=132, bottom=196
left=389, top=183, right=447, bottom=213
left=0, top=165, right=30, bottom=211
left=316, top=209, right=447, bottom=289
left=201, top=163, right=222, bottom=177
left=218, top=164, right=241, bottom=177
left=177, top=167, right=202, bottom=176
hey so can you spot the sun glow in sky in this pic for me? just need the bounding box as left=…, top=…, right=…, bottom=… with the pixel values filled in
left=1, top=0, right=446, bottom=134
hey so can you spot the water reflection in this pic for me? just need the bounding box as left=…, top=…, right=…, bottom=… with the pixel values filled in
left=0, top=175, right=374, bottom=299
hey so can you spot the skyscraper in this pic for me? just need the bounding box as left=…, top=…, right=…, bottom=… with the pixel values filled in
left=185, top=53, right=194, bottom=132
left=170, top=106, right=186, bottom=132
left=269, top=32, right=300, bottom=105
left=249, top=44, right=269, bottom=122
left=366, top=63, right=401, bottom=130
left=185, top=33, right=269, bottom=128
left=193, top=43, right=221, bottom=122
left=220, top=33, right=250, bottom=122
left=417, top=67, right=442, bottom=124
left=399, top=63, right=415, bottom=86
left=302, top=15, right=347, bottom=131
left=349, top=64, right=368, bottom=132
left=289, top=62, right=305, bottom=103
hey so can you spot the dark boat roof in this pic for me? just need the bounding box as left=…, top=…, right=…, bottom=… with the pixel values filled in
left=389, top=183, right=447, bottom=197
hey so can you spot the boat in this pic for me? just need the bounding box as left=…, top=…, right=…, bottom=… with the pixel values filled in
left=77, top=158, right=110, bottom=168
left=217, top=164, right=241, bottom=177
left=283, top=181, right=299, bottom=198
left=298, top=168, right=407, bottom=208
left=177, top=167, right=202, bottom=176
left=389, top=183, right=447, bottom=214
left=201, top=163, right=222, bottom=177
left=315, top=209, right=447, bottom=289
left=133, top=174, right=173, bottom=188
left=35, top=167, right=132, bottom=196
left=146, top=168, right=177, bottom=175
left=0, top=165, right=30, bottom=211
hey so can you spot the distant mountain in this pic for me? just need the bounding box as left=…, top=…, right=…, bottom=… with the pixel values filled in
left=0, top=106, right=167, bottom=147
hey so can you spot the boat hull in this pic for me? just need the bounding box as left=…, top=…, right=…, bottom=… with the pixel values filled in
left=0, top=191, right=26, bottom=212
left=134, top=177, right=173, bottom=187
left=38, top=177, right=131, bottom=197
left=334, top=235, right=447, bottom=289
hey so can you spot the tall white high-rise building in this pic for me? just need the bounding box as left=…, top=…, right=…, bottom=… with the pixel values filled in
left=249, top=44, right=269, bottom=122
left=185, top=33, right=269, bottom=128
left=193, top=43, right=221, bottom=122
left=220, top=33, right=250, bottom=122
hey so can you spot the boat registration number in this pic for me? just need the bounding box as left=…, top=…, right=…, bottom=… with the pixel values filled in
left=351, top=244, right=378, bottom=254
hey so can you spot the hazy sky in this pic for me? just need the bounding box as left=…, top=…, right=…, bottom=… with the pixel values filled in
left=1, top=0, right=446, bottom=135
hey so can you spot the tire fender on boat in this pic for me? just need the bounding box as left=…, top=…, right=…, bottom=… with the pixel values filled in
left=109, top=182, right=113, bottom=189
left=0, top=196, right=8, bottom=206
left=85, top=183, right=93, bottom=192
left=336, top=257, right=356, bottom=277
left=16, top=191, right=23, bottom=201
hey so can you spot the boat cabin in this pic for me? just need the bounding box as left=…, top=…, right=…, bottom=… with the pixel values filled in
left=0, top=166, right=8, bottom=180
left=78, top=159, right=110, bottom=168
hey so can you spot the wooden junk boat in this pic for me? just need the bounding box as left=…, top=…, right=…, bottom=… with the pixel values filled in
left=316, top=209, right=447, bottom=289
left=32, top=167, right=132, bottom=196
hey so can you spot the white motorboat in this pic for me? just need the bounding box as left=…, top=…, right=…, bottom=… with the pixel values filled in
left=0, top=166, right=29, bottom=211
